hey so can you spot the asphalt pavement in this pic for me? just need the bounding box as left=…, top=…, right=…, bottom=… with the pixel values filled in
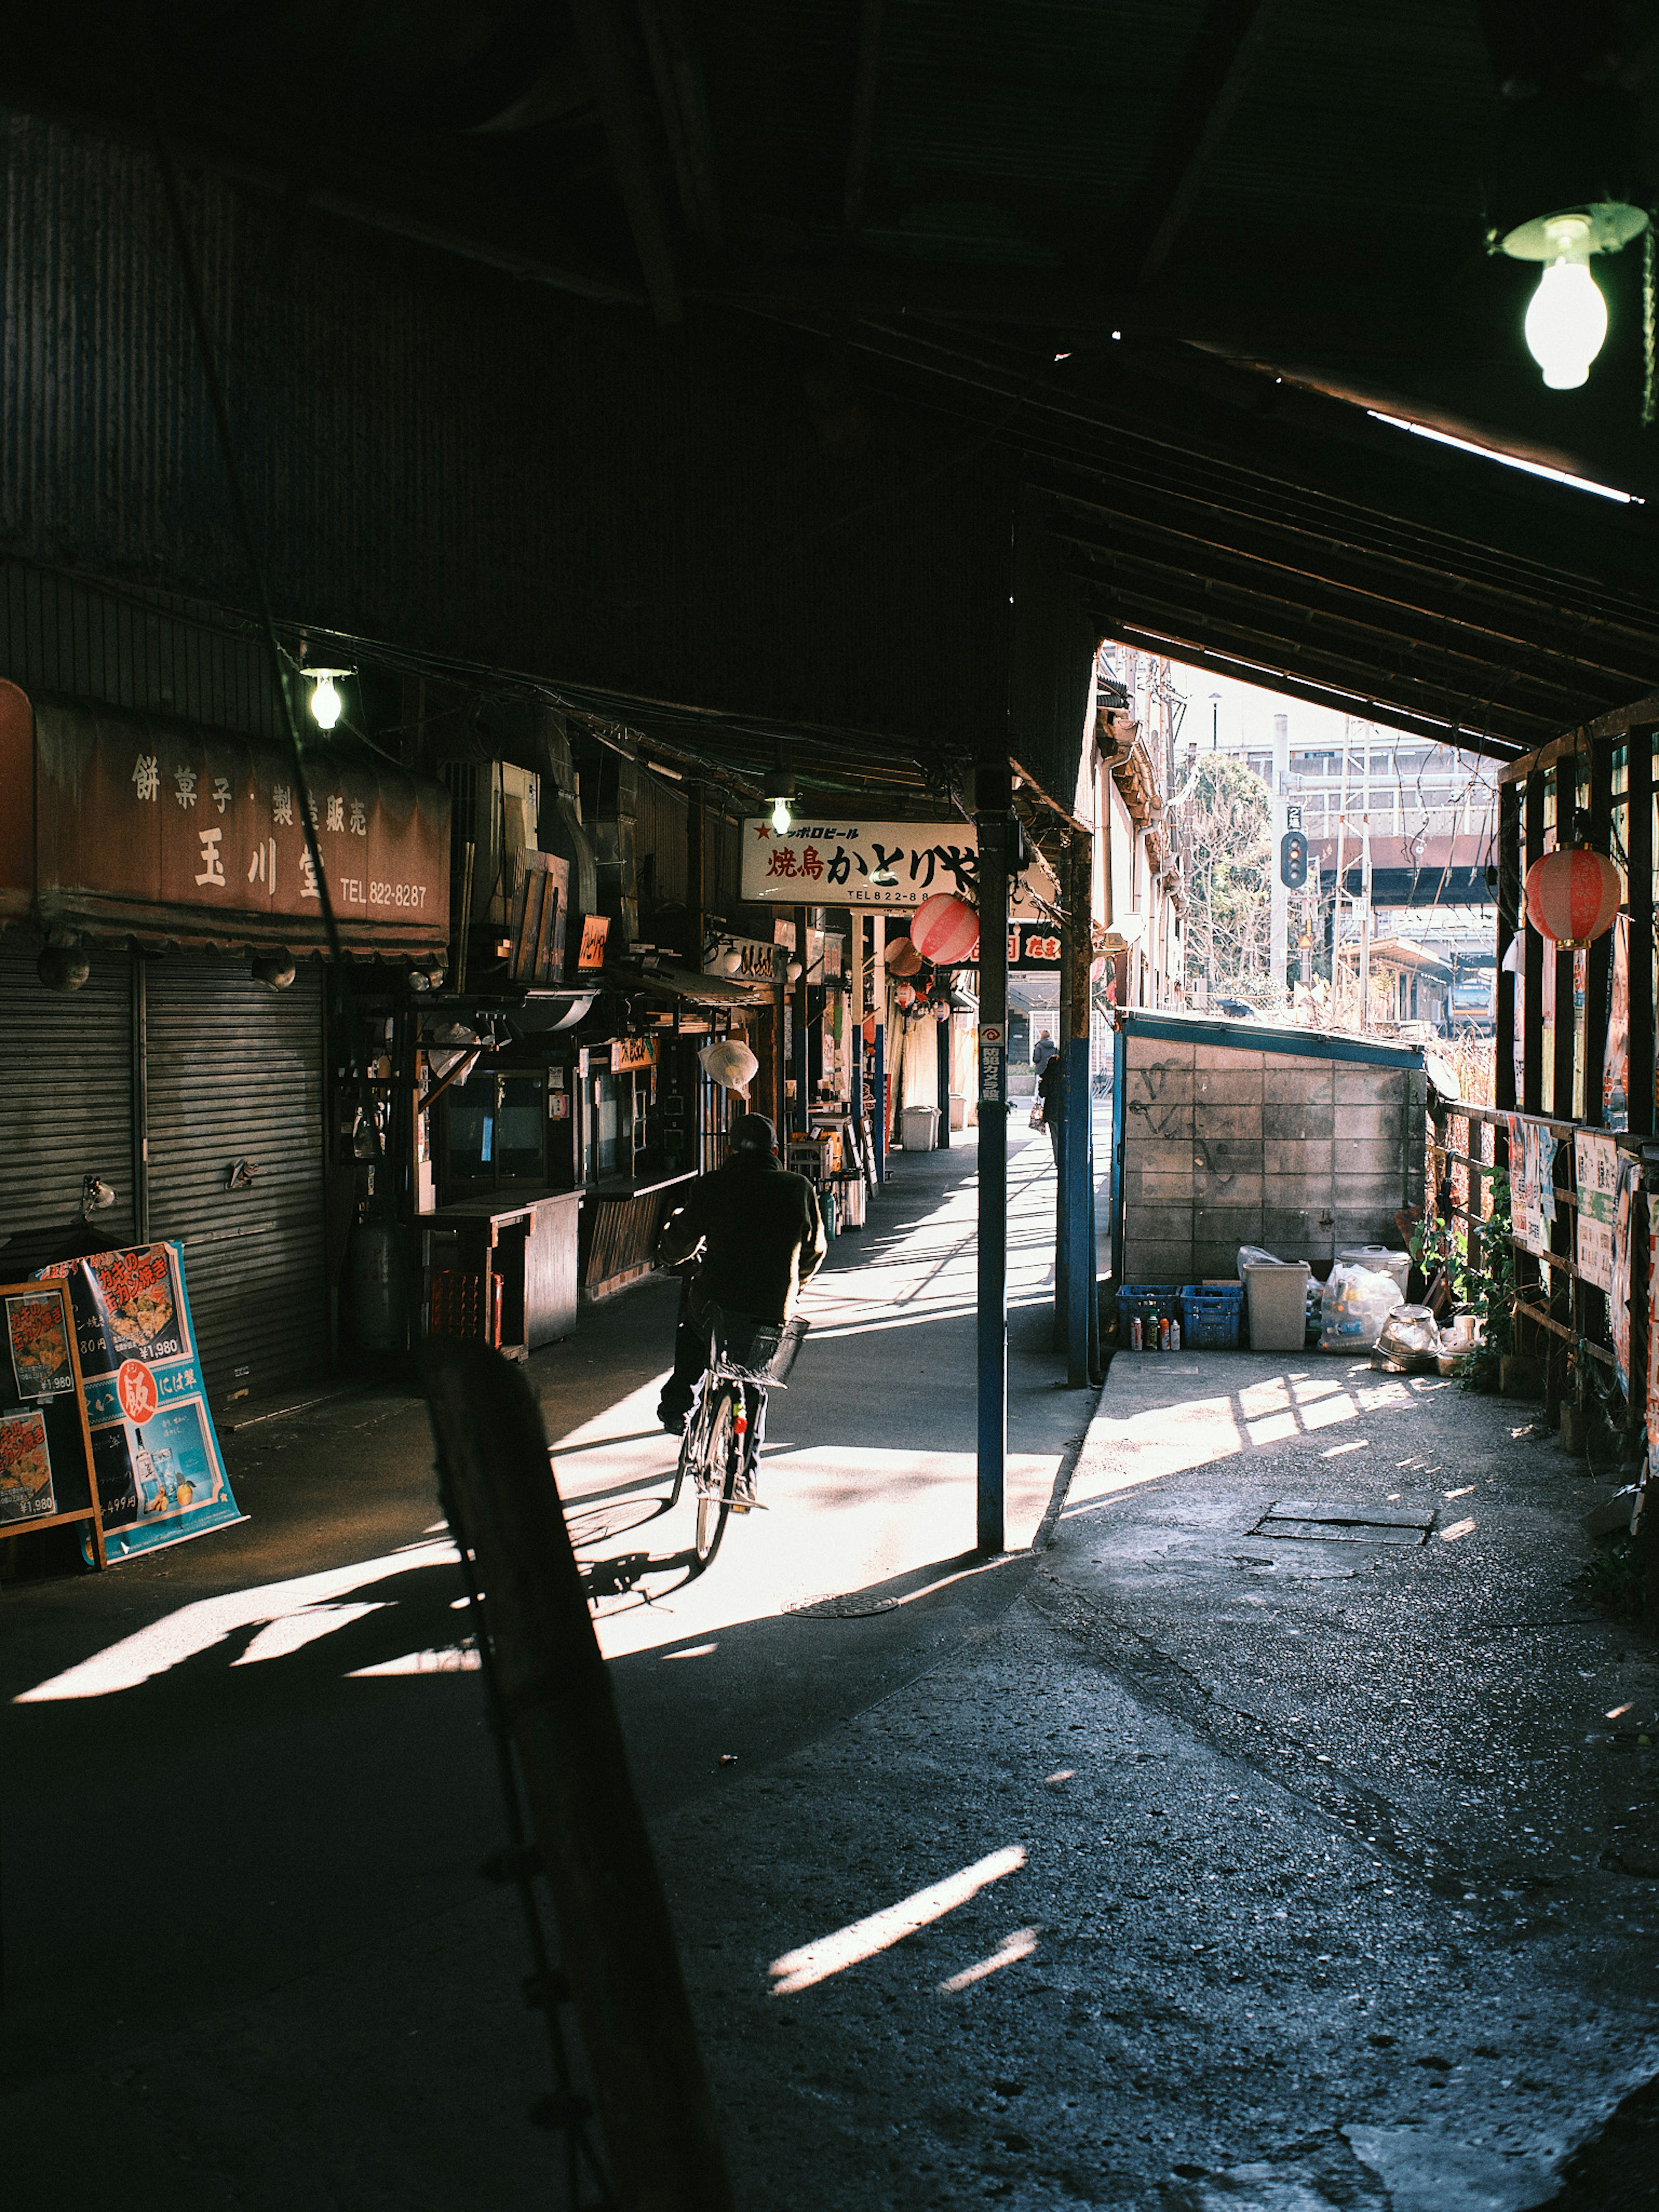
left=4, top=1131, right=1656, bottom=2210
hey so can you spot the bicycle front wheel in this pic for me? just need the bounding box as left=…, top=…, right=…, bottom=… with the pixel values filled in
left=693, top=1386, right=740, bottom=1564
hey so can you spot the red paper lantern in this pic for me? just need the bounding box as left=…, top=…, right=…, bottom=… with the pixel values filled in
left=910, top=892, right=979, bottom=965
left=1524, top=845, right=1622, bottom=947
left=884, top=937, right=922, bottom=978
left=895, top=982, right=915, bottom=1007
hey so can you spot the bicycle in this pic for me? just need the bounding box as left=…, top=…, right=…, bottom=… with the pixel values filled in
left=672, top=1303, right=808, bottom=1567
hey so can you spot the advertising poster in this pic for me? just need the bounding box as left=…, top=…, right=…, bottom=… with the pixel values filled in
left=1611, top=1154, right=1641, bottom=1398
left=1575, top=1132, right=1618, bottom=1294
left=4, top=1289, right=76, bottom=1397
left=1506, top=1116, right=1544, bottom=1256
left=0, top=1408, right=56, bottom=1525
left=1605, top=915, right=1629, bottom=1130
left=1535, top=1126, right=1558, bottom=1230
left=35, top=1242, right=243, bottom=1564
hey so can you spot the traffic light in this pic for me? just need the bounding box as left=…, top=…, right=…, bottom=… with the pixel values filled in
left=1280, top=829, right=1308, bottom=889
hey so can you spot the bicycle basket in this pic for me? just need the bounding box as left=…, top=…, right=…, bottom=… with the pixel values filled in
left=709, top=1306, right=809, bottom=1386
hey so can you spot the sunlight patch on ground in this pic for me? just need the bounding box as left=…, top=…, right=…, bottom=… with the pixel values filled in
left=938, top=1926, right=1039, bottom=1993
left=15, top=1539, right=460, bottom=1702
left=347, top=1646, right=481, bottom=1677
left=769, top=1844, right=1027, bottom=1995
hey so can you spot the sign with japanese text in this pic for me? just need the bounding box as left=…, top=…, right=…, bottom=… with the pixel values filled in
left=610, top=1035, right=659, bottom=1075
left=5, top=1288, right=76, bottom=1397
left=741, top=819, right=1060, bottom=916
left=0, top=1408, right=55, bottom=1525
left=577, top=913, right=611, bottom=971
left=1008, top=925, right=1062, bottom=971
left=1574, top=1131, right=1618, bottom=1294
left=8, top=699, right=449, bottom=958
left=704, top=933, right=779, bottom=983
left=34, top=1243, right=243, bottom=1565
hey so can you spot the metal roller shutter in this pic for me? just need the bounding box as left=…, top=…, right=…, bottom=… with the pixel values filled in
left=0, top=942, right=136, bottom=1259
left=144, top=956, right=325, bottom=1408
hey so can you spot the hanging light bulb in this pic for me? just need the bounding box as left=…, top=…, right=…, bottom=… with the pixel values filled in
left=307, top=671, right=347, bottom=729
left=719, top=940, right=744, bottom=976
left=1523, top=226, right=1606, bottom=389
left=1500, top=205, right=1646, bottom=392
left=771, top=795, right=792, bottom=834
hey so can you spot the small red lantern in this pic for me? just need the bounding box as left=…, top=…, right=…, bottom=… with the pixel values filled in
left=895, top=982, right=915, bottom=1007
left=1524, top=841, right=1622, bottom=947
left=910, top=892, right=979, bottom=964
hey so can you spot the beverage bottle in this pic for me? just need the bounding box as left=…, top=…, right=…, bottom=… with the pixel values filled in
left=1170, top=1319, right=1181, bottom=1351
left=1131, top=1315, right=1143, bottom=1351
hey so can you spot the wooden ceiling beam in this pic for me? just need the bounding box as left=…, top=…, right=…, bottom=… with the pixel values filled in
left=1062, top=540, right=1629, bottom=720
left=1049, top=505, right=1659, bottom=690
left=1128, top=0, right=1280, bottom=286
left=638, top=0, right=722, bottom=251
left=1102, top=621, right=1529, bottom=762
left=565, top=0, right=682, bottom=323
left=843, top=0, right=886, bottom=239
left=1076, top=582, right=1551, bottom=752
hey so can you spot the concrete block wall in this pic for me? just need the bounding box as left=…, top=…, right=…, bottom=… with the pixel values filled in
left=1119, top=1032, right=1425, bottom=1285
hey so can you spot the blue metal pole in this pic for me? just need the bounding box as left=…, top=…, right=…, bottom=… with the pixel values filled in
left=1065, top=1034, right=1091, bottom=1384
left=976, top=790, right=1009, bottom=1555
left=872, top=1021, right=887, bottom=1183
left=1052, top=1065, right=1069, bottom=1351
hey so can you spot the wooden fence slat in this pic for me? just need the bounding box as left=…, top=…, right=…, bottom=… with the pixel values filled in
left=425, top=1338, right=737, bottom=2212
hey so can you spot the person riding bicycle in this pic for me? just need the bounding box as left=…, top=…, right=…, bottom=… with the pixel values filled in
left=655, top=1113, right=825, bottom=1499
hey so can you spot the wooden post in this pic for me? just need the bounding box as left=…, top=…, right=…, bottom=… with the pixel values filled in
left=975, top=766, right=1010, bottom=1555
left=1063, top=833, right=1093, bottom=1385
left=1628, top=727, right=1655, bottom=1139
left=1551, top=759, right=1576, bottom=1414
left=424, top=1340, right=736, bottom=2212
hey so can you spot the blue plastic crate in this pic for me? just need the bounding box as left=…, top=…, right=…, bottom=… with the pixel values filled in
left=1115, top=1284, right=1179, bottom=1341
left=1178, top=1283, right=1244, bottom=1350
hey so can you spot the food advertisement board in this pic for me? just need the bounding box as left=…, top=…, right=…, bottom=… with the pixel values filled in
left=35, top=1242, right=243, bottom=1564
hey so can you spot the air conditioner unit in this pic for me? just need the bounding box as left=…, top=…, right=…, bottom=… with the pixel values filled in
left=440, top=760, right=541, bottom=925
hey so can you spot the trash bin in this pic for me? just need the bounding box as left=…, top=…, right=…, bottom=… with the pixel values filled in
left=1241, top=1259, right=1312, bottom=1352
left=900, top=1105, right=939, bottom=1151
left=1335, top=1246, right=1410, bottom=1300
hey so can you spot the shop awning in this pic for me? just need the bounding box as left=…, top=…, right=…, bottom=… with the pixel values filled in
left=601, top=960, right=771, bottom=1009
left=0, top=682, right=450, bottom=961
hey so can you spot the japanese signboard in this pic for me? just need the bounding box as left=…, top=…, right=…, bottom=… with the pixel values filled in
left=0, top=1409, right=55, bottom=1525
left=5, top=1288, right=76, bottom=1397
left=703, top=934, right=780, bottom=983
left=577, top=913, right=611, bottom=971
left=741, top=818, right=1059, bottom=916
left=1612, top=1153, right=1642, bottom=1397
left=611, top=1035, right=659, bottom=1075
left=1574, top=1131, right=1618, bottom=1294
left=1008, top=925, right=1062, bottom=971
left=34, top=1243, right=243, bottom=1565
left=4, top=695, right=449, bottom=958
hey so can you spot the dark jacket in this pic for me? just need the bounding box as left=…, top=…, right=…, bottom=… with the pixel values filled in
left=1037, top=1052, right=1065, bottom=1127
left=656, top=1152, right=826, bottom=1322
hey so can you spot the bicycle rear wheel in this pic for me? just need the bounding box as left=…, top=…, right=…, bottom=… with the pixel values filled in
left=693, top=1386, right=740, bottom=1564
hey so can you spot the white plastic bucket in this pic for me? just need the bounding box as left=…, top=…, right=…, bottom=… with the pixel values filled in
left=900, top=1105, right=939, bottom=1151
left=1335, top=1246, right=1410, bottom=1300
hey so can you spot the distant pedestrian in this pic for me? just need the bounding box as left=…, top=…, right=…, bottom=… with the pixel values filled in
left=1033, top=1032, right=1058, bottom=1070
left=1037, top=1047, right=1065, bottom=1164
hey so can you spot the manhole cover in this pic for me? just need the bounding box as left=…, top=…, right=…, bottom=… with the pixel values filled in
left=1252, top=1500, right=1433, bottom=1546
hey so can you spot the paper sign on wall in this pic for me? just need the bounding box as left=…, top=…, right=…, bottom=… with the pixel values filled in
left=1574, top=1131, right=1618, bottom=1293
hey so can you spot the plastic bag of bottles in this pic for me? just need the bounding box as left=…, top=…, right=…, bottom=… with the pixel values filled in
left=1319, top=1263, right=1403, bottom=1353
